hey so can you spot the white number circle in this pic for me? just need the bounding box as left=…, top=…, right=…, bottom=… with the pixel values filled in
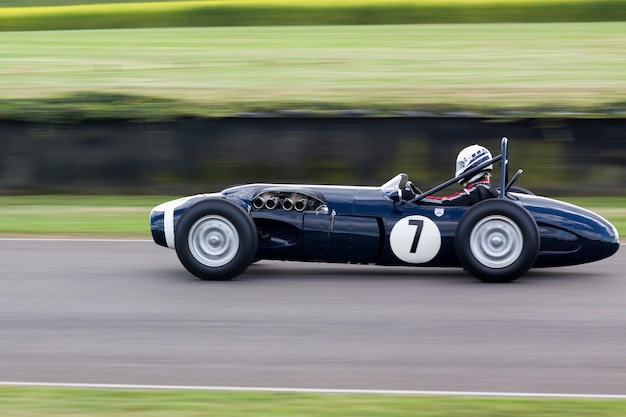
left=390, top=215, right=441, bottom=264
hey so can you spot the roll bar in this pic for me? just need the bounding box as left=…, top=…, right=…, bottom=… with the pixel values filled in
left=409, top=137, right=510, bottom=203
left=499, top=137, right=508, bottom=199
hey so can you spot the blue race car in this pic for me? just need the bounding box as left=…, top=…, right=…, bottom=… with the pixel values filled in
left=150, top=138, right=619, bottom=283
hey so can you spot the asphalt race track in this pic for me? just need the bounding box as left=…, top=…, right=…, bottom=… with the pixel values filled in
left=0, top=239, right=625, bottom=396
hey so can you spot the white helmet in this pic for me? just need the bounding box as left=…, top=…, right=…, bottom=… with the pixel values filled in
left=455, top=144, right=492, bottom=184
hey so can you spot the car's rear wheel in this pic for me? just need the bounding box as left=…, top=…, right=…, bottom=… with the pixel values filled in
left=455, top=199, right=539, bottom=283
left=175, top=199, right=258, bottom=280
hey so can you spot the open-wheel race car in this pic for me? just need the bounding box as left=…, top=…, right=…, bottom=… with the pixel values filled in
left=150, top=138, right=619, bottom=283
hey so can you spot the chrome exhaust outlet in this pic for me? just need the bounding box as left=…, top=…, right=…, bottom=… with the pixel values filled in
left=282, top=198, right=294, bottom=211
left=252, top=196, right=266, bottom=210
left=264, top=196, right=279, bottom=210
left=294, top=198, right=308, bottom=212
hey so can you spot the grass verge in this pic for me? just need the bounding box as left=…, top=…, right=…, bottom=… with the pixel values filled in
left=1, top=387, right=626, bottom=416
left=2, top=0, right=625, bottom=31
left=0, top=195, right=623, bottom=239
left=2, top=23, right=626, bottom=121
left=0, top=195, right=169, bottom=237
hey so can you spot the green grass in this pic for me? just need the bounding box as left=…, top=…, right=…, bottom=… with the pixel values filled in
left=1, top=0, right=625, bottom=32
left=0, top=195, right=623, bottom=238
left=1, top=23, right=626, bottom=121
left=4, top=0, right=625, bottom=7
left=0, top=195, right=169, bottom=237
left=0, top=0, right=184, bottom=4
left=1, top=387, right=626, bottom=416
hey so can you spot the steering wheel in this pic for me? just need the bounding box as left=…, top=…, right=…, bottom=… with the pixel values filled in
left=406, top=180, right=422, bottom=195
left=401, top=180, right=422, bottom=201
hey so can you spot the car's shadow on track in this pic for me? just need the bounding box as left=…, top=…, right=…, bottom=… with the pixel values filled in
left=150, top=261, right=598, bottom=285
left=522, top=269, right=600, bottom=281
left=194, top=261, right=598, bottom=284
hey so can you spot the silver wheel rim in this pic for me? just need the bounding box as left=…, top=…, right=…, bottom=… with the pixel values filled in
left=188, top=215, right=239, bottom=267
left=469, top=215, right=523, bottom=269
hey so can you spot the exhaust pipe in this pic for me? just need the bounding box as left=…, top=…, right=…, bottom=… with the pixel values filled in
left=254, top=193, right=309, bottom=211
left=282, top=198, right=294, bottom=211
left=252, top=195, right=267, bottom=210
left=264, top=196, right=279, bottom=210
left=294, top=198, right=308, bottom=212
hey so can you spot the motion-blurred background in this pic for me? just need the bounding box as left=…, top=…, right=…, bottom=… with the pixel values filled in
left=1, top=0, right=625, bottom=196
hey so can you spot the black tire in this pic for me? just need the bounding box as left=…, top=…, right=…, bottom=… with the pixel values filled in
left=455, top=199, right=539, bottom=283
left=175, top=199, right=258, bottom=280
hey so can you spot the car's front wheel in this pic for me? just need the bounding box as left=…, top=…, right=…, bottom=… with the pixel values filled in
left=455, top=199, right=539, bottom=283
left=175, top=199, right=258, bottom=280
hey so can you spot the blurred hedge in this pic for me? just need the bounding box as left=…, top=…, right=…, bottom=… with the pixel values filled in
left=1, top=0, right=626, bottom=31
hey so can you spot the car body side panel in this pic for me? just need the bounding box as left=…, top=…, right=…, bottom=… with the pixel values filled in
left=303, top=213, right=330, bottom=261
left=253, top=211, right=304, bottom=261
left=150, top=184, right=619, bottom=271
left=331, top=216, right=381, bottom=263
left=301, top=214, right=381, bottom=263
left=377, top=206, right=465, bottom=267
left=518, top=194, right=619, bottom=267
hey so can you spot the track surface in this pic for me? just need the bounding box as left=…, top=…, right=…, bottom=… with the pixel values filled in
left=0, top=239, right=625, bottom=395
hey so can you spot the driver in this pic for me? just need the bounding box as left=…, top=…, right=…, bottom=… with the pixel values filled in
left=420, top=144, right=497, bottom=206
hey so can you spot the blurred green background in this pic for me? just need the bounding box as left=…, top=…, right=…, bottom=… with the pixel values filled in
left=3, top=0, right=626, bottom=31
left=0, top=0, right=624, bottom=237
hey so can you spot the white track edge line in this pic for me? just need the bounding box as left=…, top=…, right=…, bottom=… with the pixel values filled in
left=0, top=382, right=625, bottom=399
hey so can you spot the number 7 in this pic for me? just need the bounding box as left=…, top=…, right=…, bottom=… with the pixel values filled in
left=409, top=219, right=424, bottom=253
